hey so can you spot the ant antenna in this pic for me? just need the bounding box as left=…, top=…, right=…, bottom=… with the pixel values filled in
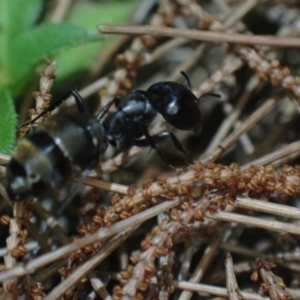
left=199, top=93, right=221, bottom=100
left=19, top=90, right=88, bottom=128
left=180, top=71, right=221, bottom=100
left=180, top=71, right=191, bottom=90
left=95, top=98, right=116, bottom=121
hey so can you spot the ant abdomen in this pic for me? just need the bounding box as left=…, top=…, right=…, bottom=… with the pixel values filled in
left=6, top=113, right=106, bottom=201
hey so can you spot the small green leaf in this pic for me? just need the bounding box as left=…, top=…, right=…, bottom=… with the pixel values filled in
left=0, top=89, right=17, bottom=154
left=7, top=22, right=100, bottom=97
left=0, top=0, right=42, bottom=39
left=0, top=0, right=42, bottom=83
left=55, top=0, right=139, bottom=81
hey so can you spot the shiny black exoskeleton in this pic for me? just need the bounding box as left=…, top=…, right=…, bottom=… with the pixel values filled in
left=6, top=72, right=209, bottom=201
left=147, top=79, right=201, bottom=131
left=103, top=90, right=157, bottom=149
left=103, top=72, right=202, bottom=163
left=6, top=90, right=112, bottom=201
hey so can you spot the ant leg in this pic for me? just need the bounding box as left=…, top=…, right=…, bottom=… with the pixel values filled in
left=20, top=90, right=88, bottom=128
left=181, top=70, right=221, bottom=101
left=134, top=131, right=192, bottom=165
left=168, top=132, right=193, bottom=164
left=134, top=129, right=173, bottom=167
left=95, top=98, right=120, bottom=121
left=180, top=71, right=191, bottom=90
left=133, top=131, right=169, bottom=147
left=72, top=90, right=89, bottom=114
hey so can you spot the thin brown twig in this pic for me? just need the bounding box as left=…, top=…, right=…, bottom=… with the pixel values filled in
left=205, top=211, right=300, bottom=235
left=44, top=229, right=135, bottom=300
left=0, top=153, right=10, bottom=165
left=172, top=279, right=269, bottom=300
left=203, top=75, right=261, bottom=155
left=83, top=177, right=128, bottom=194
left=202, top=97, right=279, bottom=162
left=235, top=196, right=300, bottom=219
left=88, top=274, right=110, bottom=300
left=241, top=140, right=300, bottom=169
left=270, top=151, right=300, bottom=168
left=99, top=272, right=271, bottom=299
left=178, top=229, right=226, bottom=300
left=225, top=254, right=243, bottom=300
left=98, top=24, right=300, bottom=48
left=32, top=200, right=70, bottom=245
left=3, top=202, right=24, bottom=297
left=0, top=199, right=182, bottom=283
left=177, top=275, right=300, bottom=299
left=2, top=161, right=300, bottom=285
left=221, top=245, right=300, bottom=274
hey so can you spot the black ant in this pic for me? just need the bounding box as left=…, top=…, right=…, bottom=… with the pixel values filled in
left=6, top=72, right=218, bottom=201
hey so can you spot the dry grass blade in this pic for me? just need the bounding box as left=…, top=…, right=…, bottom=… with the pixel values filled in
left=44, top=229, right=134, bottom=300
left=98, top=24, right=300, bottom=48
left=225, top=254, right=243, bottom=300
left=0, top=199, right=182, bottom=283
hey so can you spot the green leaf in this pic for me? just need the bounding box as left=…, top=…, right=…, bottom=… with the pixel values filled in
left=69, top=1, right=139, bottom=29
left=0, top=0, right=42, bottom=83
left=7, top=22, right=100, bottom=97
left=0, top=0, right=42, bottom=39
left=55, top=0, right=139, bottom=81
left=0, top=89, right=17, bottom=154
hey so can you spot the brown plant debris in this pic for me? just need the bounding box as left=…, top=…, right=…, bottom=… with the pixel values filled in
left=255, top=258, right=293, bottom=300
